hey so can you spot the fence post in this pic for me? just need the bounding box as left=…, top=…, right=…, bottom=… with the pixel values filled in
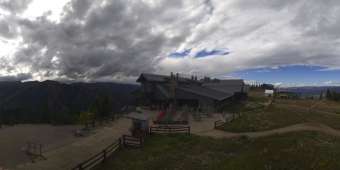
left=122, top=135, right=125, bottom=147
left=103, top=149, right=107, bottom=161
left=140, top=136, right=143, bottom=147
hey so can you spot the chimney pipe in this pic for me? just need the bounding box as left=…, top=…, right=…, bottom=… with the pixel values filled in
left=171, top=72, right=174, bottom=79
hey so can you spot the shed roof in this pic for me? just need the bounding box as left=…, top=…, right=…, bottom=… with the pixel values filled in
left=125, top=112, right=149, bottom=121
left=265, top=89, right=274, bottom=94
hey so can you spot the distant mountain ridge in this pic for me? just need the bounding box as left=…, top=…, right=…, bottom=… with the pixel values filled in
left=280, top=86, right=340, bottom=95
left=0, top=80, right=139, bottom=124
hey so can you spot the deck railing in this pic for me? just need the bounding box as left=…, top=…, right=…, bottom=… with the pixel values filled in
left=214, top=120, right=225, bottom=129
left=150, top=126, right=190, bottom=135
left=71, top=138, right=121, bottom=170
left=122, top=135, right=144, bottom=148
left=153, top=120, right=188, bottom=125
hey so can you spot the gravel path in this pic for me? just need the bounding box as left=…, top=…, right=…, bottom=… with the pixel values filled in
left=190, top=114, right=340, bottom=139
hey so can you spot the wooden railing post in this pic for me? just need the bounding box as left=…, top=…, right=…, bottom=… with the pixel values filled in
left=103, top=149, right=107, bottom=161
left=122, top=135, right=126, bottom=147
left=71, top=138, right=123, bottom=170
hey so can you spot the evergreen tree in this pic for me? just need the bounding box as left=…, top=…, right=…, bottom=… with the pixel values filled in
left=91, top=95, right=113, bottom=120
left=319, top=92, right=323, bottom=100
left=326, top=89, right=331, bottom=100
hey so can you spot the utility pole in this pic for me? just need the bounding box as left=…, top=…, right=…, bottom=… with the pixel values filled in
left=169, top=72, right=178, bottom=114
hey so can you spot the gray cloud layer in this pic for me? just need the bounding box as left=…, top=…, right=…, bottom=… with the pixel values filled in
left=0, top=0, right=340, bottom=81
left=0, top=0, right=32, bottom=13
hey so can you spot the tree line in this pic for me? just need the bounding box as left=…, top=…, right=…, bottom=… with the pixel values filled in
left=326, top=89, right=340, bottom=101
left=0, top=95, right=127, bottom=126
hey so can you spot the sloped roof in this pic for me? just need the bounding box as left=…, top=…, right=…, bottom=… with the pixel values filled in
left=136, top=73, right=197, bottom=83
left=137, top=73, right=168, bottom=82
left=203, top=79, right=244, bottom=86
left=126, top=112, right=149, bottom=120
left=136, top=73, right=244, bottom=101
left=177, top=85, right=233, bottom=101
left=202, top=79, right=245, bottom=94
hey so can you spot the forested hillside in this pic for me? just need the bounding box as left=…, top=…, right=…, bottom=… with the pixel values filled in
left=0, top=81, right=139, bottom=124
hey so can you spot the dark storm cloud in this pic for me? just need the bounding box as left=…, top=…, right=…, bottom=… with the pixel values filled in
left=0, top=0, right=32, bottom=13
left=2, top=0, right=340, bottom=82
left=0, top=73, right=31, bottom=81
left=0, top=0, right=31, bottom=39
left=0, top=19, right=17, bottom=38
left=4, top=0, right=210, bottom=81
left=6, top=0, right=189, bottom=80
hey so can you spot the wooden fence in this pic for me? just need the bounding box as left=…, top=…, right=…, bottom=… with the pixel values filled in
left=153, top=120, right=188, bottom=125
left=122, top=135, right=144, bottom=148
left=214, top=120, right=225, bottom=129
left=72, top=125, right=190, bottom=169
left=71, top=138, right=121, bottom=170
left=149, top=126, right=190, bottom=135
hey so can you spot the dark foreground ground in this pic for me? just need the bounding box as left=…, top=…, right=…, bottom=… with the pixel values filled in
left=0, top=124, right=79, bottom=169
left=95, top=133, right=340, bottom=170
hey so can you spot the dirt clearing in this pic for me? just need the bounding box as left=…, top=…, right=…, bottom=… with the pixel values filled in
left=0, top=124, right=79, bottom=169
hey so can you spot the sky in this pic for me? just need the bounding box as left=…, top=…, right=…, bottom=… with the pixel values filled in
left=0, top=0, right=340, bottom=86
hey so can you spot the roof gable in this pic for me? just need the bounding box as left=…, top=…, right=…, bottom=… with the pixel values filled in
left=137, top=73, right=168, bottom=82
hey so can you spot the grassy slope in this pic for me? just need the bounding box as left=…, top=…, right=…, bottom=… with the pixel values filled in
left=223, top=90, right=340, bottom=132
left=95, top=133, right=340, bottom=170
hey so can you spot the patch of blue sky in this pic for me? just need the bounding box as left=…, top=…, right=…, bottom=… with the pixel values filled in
left=195, top=49, right=230, bottom=58
left=169, top=49, right=191, bottom=58
left=228, top=65, right=340, bottom=86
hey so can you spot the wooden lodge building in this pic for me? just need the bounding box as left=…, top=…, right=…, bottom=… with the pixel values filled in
left=137, top=73, right=248, bottom=111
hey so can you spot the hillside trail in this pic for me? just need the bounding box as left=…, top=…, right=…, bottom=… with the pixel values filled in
left=14, top=118, right=130, bottom=170
left=190, top=114, right=340, bottom=139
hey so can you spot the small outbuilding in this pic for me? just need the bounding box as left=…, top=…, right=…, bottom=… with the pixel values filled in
left=125, top=112, right=150, bottom=137
left=264, top=89, right=274, bottom=97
